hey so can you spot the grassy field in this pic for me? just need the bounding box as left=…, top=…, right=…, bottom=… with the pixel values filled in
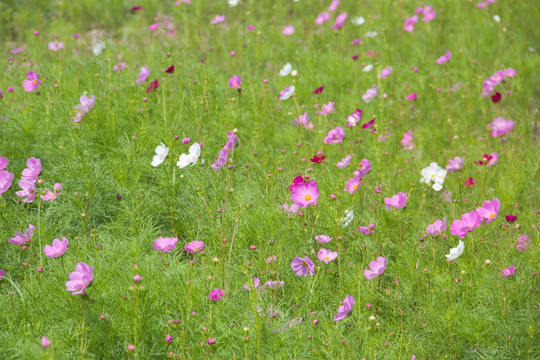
left=0, top=0, right=539, bottom=359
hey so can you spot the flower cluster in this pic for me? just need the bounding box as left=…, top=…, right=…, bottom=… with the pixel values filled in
left=420, top=162, right=447, bottom=191
left=482, top=68, right=516, bottom=97
left=450, top=198, right=499, bottom=238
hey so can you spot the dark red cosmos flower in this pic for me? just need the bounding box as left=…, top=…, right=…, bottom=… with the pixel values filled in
left=146, top=80, right=159, bottom=93
left=491, top=92, right=501, bottom=103
left=464, top=177, right=475, bottom=187
left=313, top=86, right=324, bottom=94
left=474, top=154, right=494, bottom=166
left=505, top=215, right=517, bottom=223
left=362, top=118, right=374, bottom=129
left=131, top=5, right=142, bottom=11
left=351, top=55, right=359, bottom=61
left=310, top=155, right=326, bottom=164
left=166, top=65, right=175, bottom=74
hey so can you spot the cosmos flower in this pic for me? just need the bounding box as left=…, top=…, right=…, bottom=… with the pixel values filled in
left=323, top=126, right=345, bottom=144
left=446, top=240, right=464, bottom=260
left=383, top=192, right=407, bottom=209
left=364, top=257, right=387, bottom=279
left=378, top=66, right=392, bottom=79
left=44, top=237, right=69, bottom=258
left=476, top=198, right=500, bottom=224
left=446, top=157, right=465, bottom=172
left=209, top=288, right=224, bottom=301
left=450, top=211, right=482, bottom=238
left=23, top=72, right=41, bottom=92
left=185, top=240, right=205, bottom=253
left=0, top=170, right=14, bottom=195
left=317, top=248, right=337, bottom=264
left=290, top=180, right=319, bottom=208
left=320, top=101, right=335, bottom=115
left=501, top=265, right=516, bottom=278
left=153, top=237, right=178, bottom=252
left=177, top=143, right=201, bottom=168
left=65, top=262, right=94, bottom=296
left=516, top=235, right=530, bottom=252
left=315, top=12, right=331, bottom=26
left=331, top=13, right=348, bottom=30
left=48, top=41, right=65, bottom=51
left=291, top=256, right=315, bottom=276
left=16, top=179, right=36, bottom=203
left=229, top=75, right=242, bottom=90
left=488, top=117, right=516, bottom=137
left=337, top=155, right=351, bottom=168
left=404, top=15, right=418, bottom=32
left=345, top=176, right=361, bottom=194
left=279, top=86, right=295, bottom=101
left=426, top=218, right=447, bottom=236
left=436, top=50, right=452, bottom=64
left=333, top=294, right=354, bottom=322
left=362, top=85, right=378, bottom=103
left=41, top=183, right=62, bottom=202
left=9, top=224, right=35, bottom=245
left=401, top=130, right=415, bottom=150
left=151, top=142, right=169, bottom=167
left=346, top=109, right=362, bottom=127
left=282, top=26, right=295, bottom=36
left=210, top=15, right=226, bottom=25
left=315, top=235, right=332, bottom=244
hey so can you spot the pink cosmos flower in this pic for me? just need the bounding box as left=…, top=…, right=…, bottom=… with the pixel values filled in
left=488, top=117, right=516, bottom=137
left=41, top=183, right=62, bottom=202
left=476, top=198, right=500, bottom=224
left=315, top=12, right=331, bottom=26
left=23, top=72, right=41, bottom=92
left=320, top=101, right=335, bottom=115
left=149, top=23, right=160, bottom=31
left=0, top=170, right=14, bottom=195
left=516, top=235, right=530, bottom=252
left=363, top=85, right=378, bottom=103
left=317, top=248, right=337, bottom=264
left=282, top=26, right=295, bottom=36
left=65, top=262, right=94, bottom=296
left=337, top=155, right=351, bottom=168
left=48, top=41, right=65, bottom=51
left=11, top=47, right=24, bottom=54
left=351, top=38, right=362, bottom=45
left=378, top=66, right=392, bottom=79
left=401, top=131, right=415, bottom=150
left=152, top=237, right=178, bottom=252
left=501, top=265, right=516, bottom=278
left=404, top=15, right=418, bottom=32
left=331, top=13, right=348, bottom=30
left=41, top=337, right=51, bottom=348
left=9, top=224, right=35, bottom=245
left=290, top=180, right=319, bottom=208
left=211, top=131, right=237, bottom=170
left=279, top=203, right=299, bottom=216
left=22, top=157, right=41, bottom=181
left=446, top=157, right=464, bottom=172
left=323, top=126, right=345, bottom=144
left=328, top=0, right=339, bottom=11
left=210, top=15, right=226, bottom=25
left=504, top=68, right=516, bottom=77
left=185, top=240, right=205, bottom=253
left=293, top=113, right=314, bottom=129
left=383, top=192, right=407, bottom=209
left=364, top=257, right=387, bottom=279
left=405, top=92, right=417, bottom=101
left=426, top=218, right=446, bottom=236
left=229, top=75, right=242, bottom=90
left=345, top=176, right=361, bottom=194
left=450, top=211, right=482, bottom=238
left=333, top=294, right=354, bottom=321
left=209, top=288, right=224, bottom=301
left=291, top=256, right=315, bottom=276
left=358, top=226, right=373, bottom=235
left=421, top=5, right=436, bottom=22
left=315, top=235, right=332, bottom=244
left=16, top=179, right=36, bottom=202
left=436, top=50, right=452, bottom=64
left=113, top=62, right=126, bottom=71
left=354, top=159, right=371, bottom=179
left=279, top=85, right=295, bottom=101
left=137, top=66, right=150, bottom=85
left=44, top=237, right=69, bottom=258
left=346, top=109, right=362, bottom=127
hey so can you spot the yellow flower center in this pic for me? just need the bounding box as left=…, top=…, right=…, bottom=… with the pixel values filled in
left=193, top=248, right=198, bottom=252
left=302, top=262, right=307, bottom=267
left=305, top=195, right=311, bottom=201
left=489, top=213, right=494, bottom=218
left=324, top=256, right=329, bottom=261
left=32, top=80, right=37, bottom=84
left=431, top=174, right=435, bottom=178
left=353, top=185, right=358, bottom=189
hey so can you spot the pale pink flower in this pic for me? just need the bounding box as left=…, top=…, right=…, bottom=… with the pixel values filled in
left=320, top=101, right=335, bottom=115
left=426, top=218, right=446, bottom=236
left=446, top=157, right=464, bottom=172
left=137, top=66, right=150, bottom=85
left=401, top=130, right=414, bottom=150
left=488, top=117, right=516, bottom=137
left=315, top=12, right=331, bottom=26
left=354, top=159, right=371, bottom=178
left=404, top=15, right=418, bottom=32
left=362, top=85, right=378, bottom=103
left=317, top=248, right=337, bottom=264
left=65, top=262, right=94, bottom=296
left=476, top=198, right=500, bottom=224
left=436, top=50, right=452, bottom=64
left=421, top=5, right=436, bottom=22
left=328, top=0, right=339, bottom=11
left=364, top=257, right=387, bottom=279
left=331, top=13, right=348, bottom=30
left=16, top=179, right=36, bottom=202
left=282, top=26, right=295, bottom=36
left=185, top=240, right=205, bottom=253
left=48, top=41, right=64, bottom=51
left=337, top=155, right=351, bottom=168
left=44, top=237, right=69, bottom=258
left=0, top=170, right=14, bottom=195
left=9, top=224, right=35, bottom=245
left=501, top=265, right=516, bottom=278
left=41, top=183, right=62, bottom=202
left=383, top=192, right=407, bottom=209
left=210, top=15, right=226, bottom=25
left=152, top=237, right=178, bottom=252
left=378, top=66, right=392, bottom=79
left=333, top=294, right=354, bottom=321
left=23, top=72, right=41, bottom=92
left=323, top=126, right=345, bottom=144
left=315, top=235, right=332, bottom=244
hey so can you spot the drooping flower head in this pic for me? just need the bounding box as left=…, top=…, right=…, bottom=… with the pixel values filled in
left=291, top=256, right=315, bottom=276
left=152, top=237, right=178, bottom=252
left=364, top=257, right=387, bottom=279
left=185, top=240, right=205, bottom=253
left=290, top=180, right=319, bottom=208
left=9, top=224, right=36, bottom=245
left=333, top=294, right=354, bottom=322
left=65, top=262, right=94, bottom=296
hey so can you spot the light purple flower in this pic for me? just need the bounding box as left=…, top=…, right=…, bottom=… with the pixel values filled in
left=345, top=176, right=361, bottom=194
left=282, top=26, right=295, bottom=36
left=66, top=262, right=94, bottom=296
left=229, top=75, right=241, bottom=89
left=185, top=240, right=204, bottom=253
left=44, top=237, right=69, bottom=258
left=22, top=157, right=41, bottom=181
left=152, top=237, right=178, bottom=252
left=41, top=183, right=62, bottom=202
left=333, top=294, right=354, bottom=322
left=41, top=336, right=51, bottom=348
left=331, top=13, right=348, bottom=30
left=346, top=109, right=362, bottom=127
left=16, top=179, right=36, bottom=202
left=426, top=218, right=446, bottom=236
left=48, top=41, right=65, bottom=51
left=362, top=85, right=378, bottom=103
left=516, top=235, right=530, bottom=252
left=9, top=224, right=35, bottom=245
left=328, top=0, right=339, bottom=11
left=23, top=72, right=41, bottom=92
left=323, top=126, right=345, bottom=144
left=358, top=226, right=372, bottom=235
left=337, top=155, right=351, bottom=168
left=364, top=257, right=387, bottom=279
left=476, top=198, right=500, bottom=224
left=113, top=62, right=126, bottom=72
left=450, top=211, right=482, bottom=238
left=0, top=157, right=8, bottom=171
left=137, top=66, right=150, bottom=85
left=436, top=50, right=452, bottom=64
left=354, top=159, right=371, bottom=179
left=0, top=170, right=14, bottom=195
left=210, top=15, right=226, bottom=25
left=488, top=117, right=516, bottom=137
left=404, top=15, right=418, bottom=32
left=401, top=130, right=415, bottom=150
left=209, top=288, right=224, bottom=301
left=378, top=66, right=392, bottom=79
left=317, top=248, right=337, bottom=264
left=291, top=256, right=315, bottom=276
left=315, top=12, right=331, bottom=26
left=446, top=157, right=464, bottom=172
left=383, top=192, right=407, bottom=209
left=293, top=113, right=314, bottom=129
left=501, top=265, right=516, bottom=278
left=320, top=101, right=335, bottom=115
left=315, top=235, right=332, bottom=244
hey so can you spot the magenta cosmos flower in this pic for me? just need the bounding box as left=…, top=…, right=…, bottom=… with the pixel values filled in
left=331, top=13, right=348, bottom=30
left=0, top=156, right=8, bottom=171
left=516, top=235, right=530, bottom=252
left=501, top=265, right=516, bottom=278
left=41, top=336, right=51, bottom=348
left=291, top=256, right=315, bottom=276
left=450, top=210, right=482, bottom=238
left=401, top=130, right=414, bottom=150
left=333, top=294, right=355, bottom=322
left=426, top=218, right=446, bottom=236
left=383, top=192, right=407, bottom=209
left=404, top=15, right=418, bottom=32
left=22, top=157, right=41, bottom=181
left=137, top=66, right=150, bottom=85
left=0, top=170, right=14, bottom=195
left=476, top=198, right=500, bottom=224
left=41, top=183, right=62, bottom=202
left=152, top=237, right=178, bottom=252
left=317, top=248, right=337, bottom=264
left=9, top=224, right=35, bottom=245
left=354, top=159, right=371, bottom=179
left=185, top=240, right=204, bottom=253
left=209, top=288, right=224, bottom=301
left=290, top=180, right=319, bottom=208
left=320, top=101, right=335, bottom=115
left=488, top=117, right=516, bottom=137
left=436, top=50, right=452, bottom=64
left=65, top=262, right=94, bottom=296
left=345, top=176, right=361, bottom=194
left=324, top=126, right=345, bottom=144
left=23, top=72, right=41, bottom=92
left=378, top=66, right=392, bottom=79
left=315, top=12, right=331, bottom=26
left=44, top=237, right=69, bottom=258
left=0, top=269, right=4, bottom=281
left=229, top=75, right=241, bottom=90
left=405, top=92, right=418, bottom=101
left=364, top=257, right=387, bottom=280
left=446, top=157, right=464, bottom=172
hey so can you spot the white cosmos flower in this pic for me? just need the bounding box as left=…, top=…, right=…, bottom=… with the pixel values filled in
left=493, top=15, right=501, bottom=23
left=446, top=240, right=464, bottom=260
left=365, top=31, right=377, bottom=38
left=279, top=63, right=297, bottom=77
left=177, top=142, right=201, bottom=168
left=279, top=86, right=295, bottom=101
left=228, top=0, right=240, bottom=7
left=351, top=17, right=365, bottom=26
left=420, top=162, right=446, bottom=191
left=339, top=208, right=354, bottom=227
left=93, top=41, right=106, bottom=56
left=362, top=64, right=374, bottom=72
left=151, top=142, right=169, bottom=167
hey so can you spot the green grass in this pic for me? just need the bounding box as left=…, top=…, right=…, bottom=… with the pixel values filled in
left=1, top=0, right=539, bottom=359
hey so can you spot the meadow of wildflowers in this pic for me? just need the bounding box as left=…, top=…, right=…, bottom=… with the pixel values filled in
left=0, top=0, right=539, bottom=359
